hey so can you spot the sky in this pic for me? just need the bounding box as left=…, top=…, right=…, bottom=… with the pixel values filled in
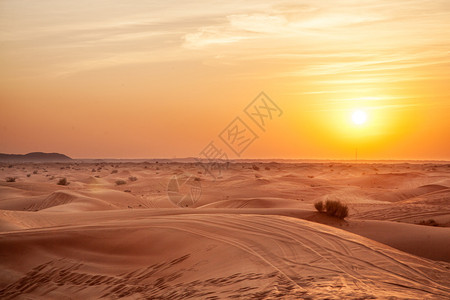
left=1, top=0, right=449, bottom=160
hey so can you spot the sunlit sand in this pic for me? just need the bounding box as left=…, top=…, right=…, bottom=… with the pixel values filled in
left=1, top=161, right=449, bottom=299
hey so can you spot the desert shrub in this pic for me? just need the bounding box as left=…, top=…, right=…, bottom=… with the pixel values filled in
left=111, top=169, right=118, bottom=174
left=194, top=177, right=201, bottom=181
left=128, top=176, right=138, bottom=182
left=252, top=164, right=260, bottom=171
left=116, top=179, right=126, bottom=185
left=27, top=174, right=31, bottom=177
left=314, top=200, right=348, bottom=219
left=314, top=201, right=324, bottom=213
left=419, top=219, right=439, bottom=227
left=6, top=177, right=16, bottom=182
left=337, top=204, right=349, bottom=219
left=325, top=200, right=339, bottom=216
left=57, top=177, right=69, bottom=186
left=33, top=170, right=38, bottom=174
left=325, top=200, right=348, bottom=219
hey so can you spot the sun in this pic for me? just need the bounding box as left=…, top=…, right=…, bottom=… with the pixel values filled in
left=352, top=110, right=367, bottom=125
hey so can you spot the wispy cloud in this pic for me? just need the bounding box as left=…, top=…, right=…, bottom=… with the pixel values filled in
left=1, top=0, right=449, bottom=83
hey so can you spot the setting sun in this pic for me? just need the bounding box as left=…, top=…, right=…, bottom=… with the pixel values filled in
left=352, top=110, right=367, bottom=125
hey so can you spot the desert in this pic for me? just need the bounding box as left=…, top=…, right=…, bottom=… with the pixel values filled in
left=1, top=161, right=449, bottom=299
left=2, top=0, right=450, bottom=298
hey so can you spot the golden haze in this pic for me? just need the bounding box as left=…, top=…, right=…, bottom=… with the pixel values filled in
left=0, top=0, right=449, bottom=159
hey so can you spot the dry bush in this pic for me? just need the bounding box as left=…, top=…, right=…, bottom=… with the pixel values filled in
left=325, top=200, right=348, bottom=219
left=314, top=201, right=324, bottom=213
left=314, top=200, right=348, bottom=219
left=128, top=176, right=138, bottom=182
left=252, top=164, right=260, bottom=171
left=116, top=179, right=126, bottom=185
left=57, top=177, right=69, bottom=186
left=6, top=177, right=16, bottom=182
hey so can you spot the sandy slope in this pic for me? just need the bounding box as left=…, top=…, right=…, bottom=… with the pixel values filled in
left=0, top=161, right=449, bottom=299
left=1, top=213, right=449, bottom=299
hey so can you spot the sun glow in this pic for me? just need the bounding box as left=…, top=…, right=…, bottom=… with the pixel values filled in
left=352, top=110, right=367, bottom=125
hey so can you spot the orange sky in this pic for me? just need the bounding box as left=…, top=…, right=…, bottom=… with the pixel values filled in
left=1, top=0, right=449, bottom=160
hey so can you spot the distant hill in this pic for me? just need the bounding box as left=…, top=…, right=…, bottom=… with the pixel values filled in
left=0, top=152, right=72, bottom=162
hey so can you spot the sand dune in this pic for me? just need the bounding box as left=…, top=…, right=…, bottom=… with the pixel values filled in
left=1, top=214, right=449, bottom=299
left=374, top=184, right=449, bottom=203
left=0, top=161, right=449, bottom=299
